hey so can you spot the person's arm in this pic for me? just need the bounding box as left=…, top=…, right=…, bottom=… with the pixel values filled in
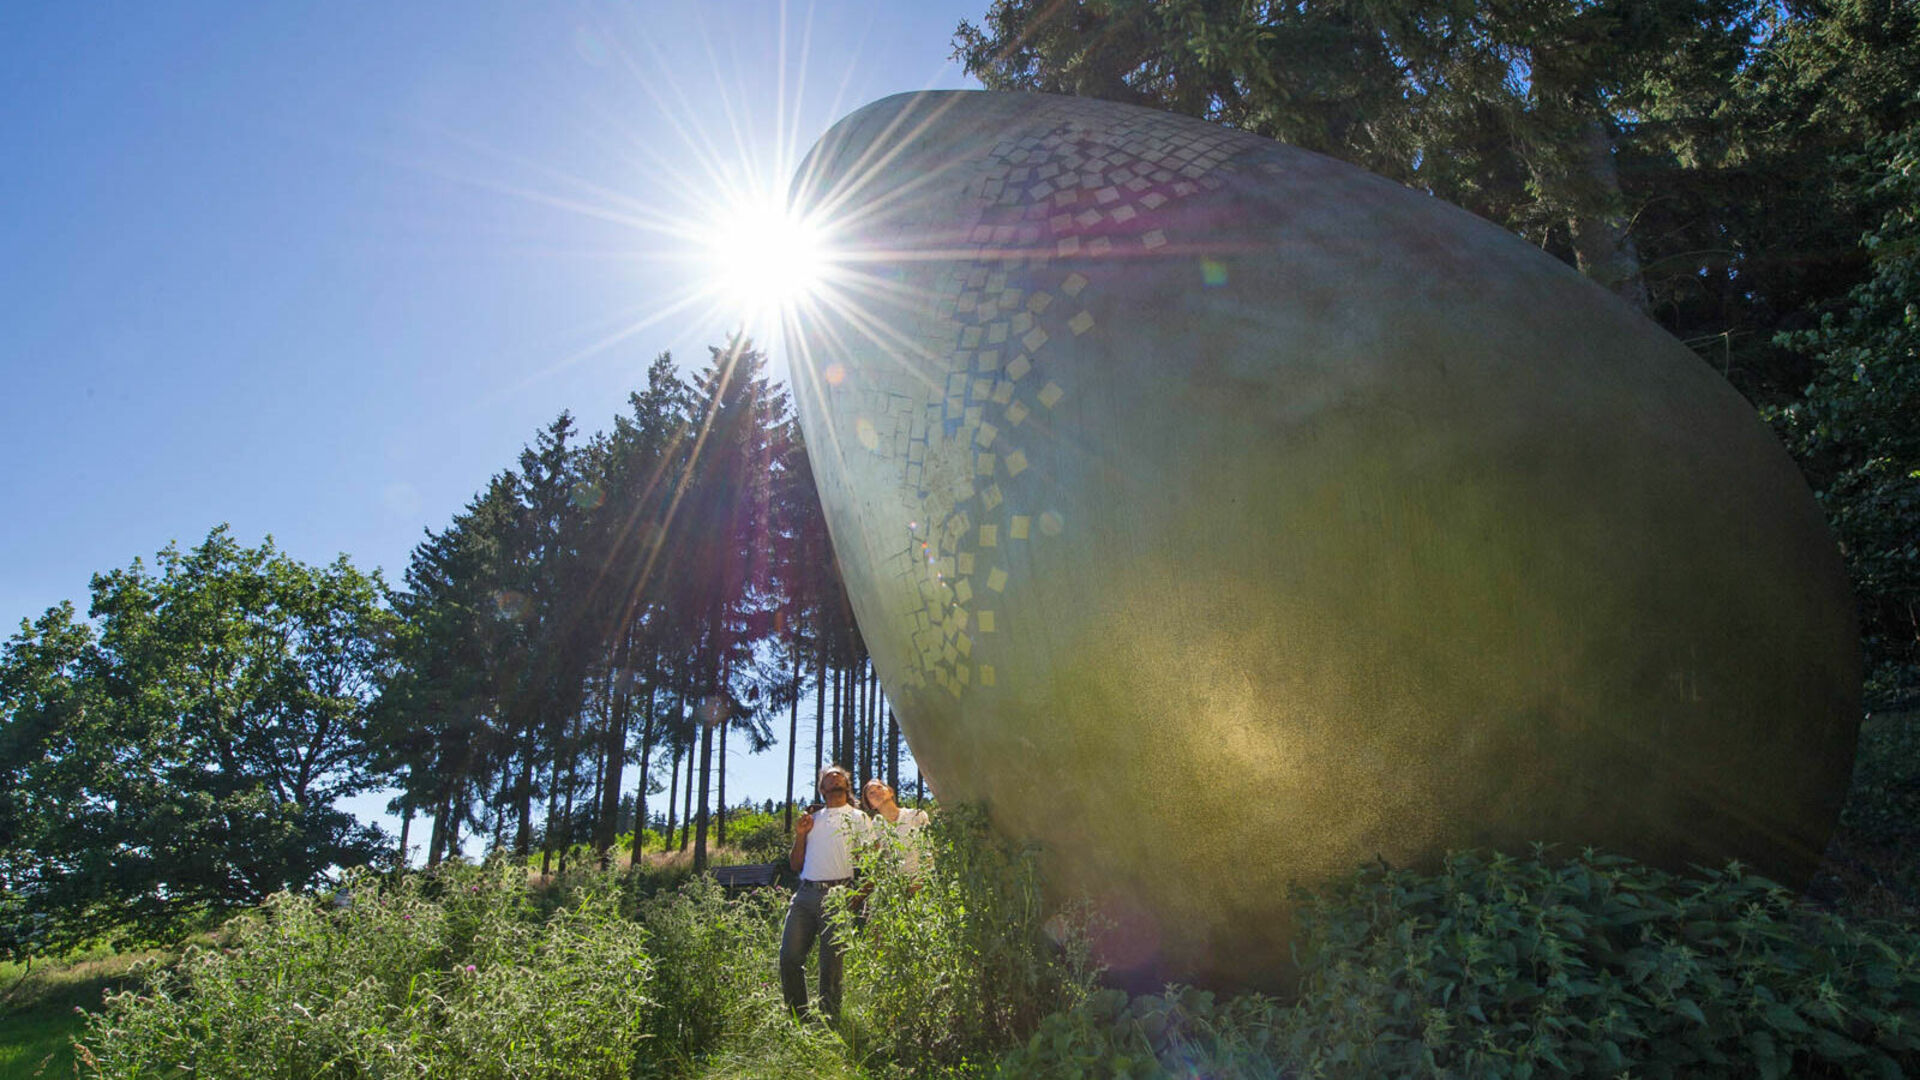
left=789, top=810, right=814, bottom=873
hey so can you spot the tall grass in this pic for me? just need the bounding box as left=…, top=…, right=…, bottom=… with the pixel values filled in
left=1, top=946, right=157, bottom=1080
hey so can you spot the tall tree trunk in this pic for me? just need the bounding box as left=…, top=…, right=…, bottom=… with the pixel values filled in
left=680, top=728, right=696, bottom=852
left=693, top=708, right=715, bottom=873
left=492, top=766, right=512, bottom=852
left=845, top=662, right=857, bottom=776
left=813, top=652, right=825, bottom=789
left=859, top=660, right=872, bottom=786
left=865, top=661, right=878, bottom=786
left=663, top=738, right=681, bottom=861
left=829, top=660, right=842, bottom=765
left=784, top=646, right=801, bottom=833
left=1561, top=117, right=1649, bottom=314
left=397, top=803, right=413, bottom=866
left=1523, top=56, right=1647, bottom=314
left=844, top=661, right=856, bottom=769
left=626, top=677, right=657, bottom=867
left=596, top=660, right=629, bottom=864
left=887, top=705, right=899, bottom=791
left=559, top=703, right=582, bottom=874
left=513, top=749, right=535, bottom=857
left=427, top=797, right=448, bottom=868
left=541, top=714, right=565, bottom=877
left=717, top=710, right=729, bottom=848
left=854, top=660, right=866, bottom=784
left=854, top=660, right=867, bottom=780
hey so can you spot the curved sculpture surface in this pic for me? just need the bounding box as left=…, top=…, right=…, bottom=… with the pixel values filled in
left=786, top=91, right=1860, bottom=988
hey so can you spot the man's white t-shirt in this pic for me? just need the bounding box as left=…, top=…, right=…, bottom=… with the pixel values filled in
left=799, top=804, right=870, bottom=881
left=875, top=807, right=931, bottom=875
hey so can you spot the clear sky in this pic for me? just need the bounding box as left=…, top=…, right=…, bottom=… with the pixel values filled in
left=0, top=2, right=985, bottom=837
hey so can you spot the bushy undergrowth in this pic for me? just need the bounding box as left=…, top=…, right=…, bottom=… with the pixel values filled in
left=1002, top=849, right=1920, bottom=1079
left=636, top=876, right=788, bottom=1066
left=69, top=807, right=1920, bottom=1080
left=72, top=808, right=1093, bottom=1080
left=81, top=863, right=654, bottom=1080
left=842, top=804, right=1099, bottom=1075
left=727, top=809, right=793, bottom=862
left=999, top=986, right=1288, bottom=1079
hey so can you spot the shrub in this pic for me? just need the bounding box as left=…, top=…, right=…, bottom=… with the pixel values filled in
left=997, top=986, right=1288, bottom=1079
left=1279, top=849, right=1920, bottom=1079
left=632, top=875, right=789, bottom=1068
left=618, top=828, right=668, bottom=855
left=78, top=861, right=654, bottom=1080
left=842, top=803, right=1099, bottom=1075
left=999, top=850, right=1920, bottom=1079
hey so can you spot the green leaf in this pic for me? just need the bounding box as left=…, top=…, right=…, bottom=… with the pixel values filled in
left=1762, top=1002, right=1812, bottom=1035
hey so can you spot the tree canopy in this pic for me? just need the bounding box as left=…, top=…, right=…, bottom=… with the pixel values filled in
left=0, top=530, right=393, bottom=952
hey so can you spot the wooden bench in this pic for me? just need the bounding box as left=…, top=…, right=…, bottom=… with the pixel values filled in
left=708, top=862, right=783, bottom=889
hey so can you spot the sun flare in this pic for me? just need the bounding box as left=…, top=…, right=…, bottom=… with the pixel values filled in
left=701, top=195, right=834, bottom=333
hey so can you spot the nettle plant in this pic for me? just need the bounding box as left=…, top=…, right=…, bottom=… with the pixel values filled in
left=1001, top=849, right=1920, bottom=1080
left=1291, top=849, right=1920, bottom=1079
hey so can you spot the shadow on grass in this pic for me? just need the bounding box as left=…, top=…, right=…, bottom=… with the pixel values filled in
left=0, top=949, right=163, bottom=1080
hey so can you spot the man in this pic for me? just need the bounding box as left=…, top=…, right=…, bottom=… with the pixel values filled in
left=779, top=764, right=869, bottom=1019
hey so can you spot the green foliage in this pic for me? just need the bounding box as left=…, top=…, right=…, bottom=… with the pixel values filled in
left=1842, top=710, right=1920, bottom=851
left=80, top=862, right=653, bottom=1080
left=1772, top=115, right=1920, bottom=702
left=71, top=802, right=1095, bottom=1079
left=618, top=828, right=669, bottom=855
left=1819, top=707, right=1920, bottom=916
left=630, top=876, right=787, bottom=1067
left=1002, top=850, right=1920, bottom=1079
left=843, top=804, right=1098, bottom=1075
left=1281, top=849, right=1920, bottom=1079
left=62, top=835, right=1920, bottom=1080
left=724, top=808, right=790, bottom=862
left=0, top=529, right=394, bottom=956
left=998, top=986, right=1286, bottom=1080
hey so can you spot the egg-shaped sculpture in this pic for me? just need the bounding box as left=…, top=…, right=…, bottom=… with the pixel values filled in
left=785, top=90, right=1859, bottom=988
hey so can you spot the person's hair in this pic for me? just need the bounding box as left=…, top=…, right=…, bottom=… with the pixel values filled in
left=864, top=779, right=895, bottom=805
left=818, top=764, right=853, bottom=794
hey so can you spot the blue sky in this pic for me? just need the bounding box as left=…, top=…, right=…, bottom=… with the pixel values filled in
left=0, top=2, right=984, bottom=831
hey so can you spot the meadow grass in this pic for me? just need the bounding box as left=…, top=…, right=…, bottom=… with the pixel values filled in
left=0, top=948, right=163, bottom=1080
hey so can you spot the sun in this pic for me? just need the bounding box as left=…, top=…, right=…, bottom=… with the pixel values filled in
left=700, top=193, right=834, bottom=334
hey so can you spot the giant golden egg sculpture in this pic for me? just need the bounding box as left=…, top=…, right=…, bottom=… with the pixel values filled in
left=786, top=91, right=1859, bottom=988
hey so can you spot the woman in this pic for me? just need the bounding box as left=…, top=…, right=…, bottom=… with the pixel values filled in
left=861, top=779, right=930, bottom=877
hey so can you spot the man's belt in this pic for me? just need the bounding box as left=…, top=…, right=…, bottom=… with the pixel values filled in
left=799, top=877, right=852, bottom=887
